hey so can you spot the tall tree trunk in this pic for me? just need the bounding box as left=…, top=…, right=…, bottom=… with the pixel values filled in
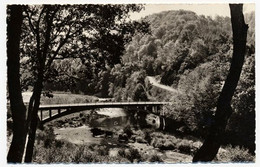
left=24, top=69, right=44, bottom=162
left=24, top=6, right=54, bottom=162
left=7, top=5, right=26, bottom=163
left=193, top=4, right=248, bottom=162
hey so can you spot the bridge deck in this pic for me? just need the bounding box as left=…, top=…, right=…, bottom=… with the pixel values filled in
left=39, top=101, right=170, bottom=110
left=37, top=101, right=170, bottom=124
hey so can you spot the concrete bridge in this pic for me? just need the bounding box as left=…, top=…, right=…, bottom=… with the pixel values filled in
left=38, top=101, right=170, bottom=124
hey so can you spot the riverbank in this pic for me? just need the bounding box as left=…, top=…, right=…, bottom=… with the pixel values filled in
left=7, top=92, right=255, bottom=163
left=54, top=125, right=102, bottom=145
left=40, top=107, right=194, bottom=163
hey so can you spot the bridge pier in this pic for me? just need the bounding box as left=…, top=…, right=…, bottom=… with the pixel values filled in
left=40, top=110, right=43, bottom=121
left=49, top=109, right=52, bottom=118
left=152, top=106, right=158, bottom=113
left=144, top=106, right=147, bottom=111
left=162, top=106, right=165, bottom=116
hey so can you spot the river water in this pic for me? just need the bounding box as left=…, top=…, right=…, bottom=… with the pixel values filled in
left=54, top=107, right=159, bottom=145
left=53, top=107, right=193, bottom=162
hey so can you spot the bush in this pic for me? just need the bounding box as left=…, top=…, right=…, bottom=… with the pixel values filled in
left=72, top=146, right=94, bottom=163
left=128, top=148, right=142, bottom=163
left=176, top=140, right=193, bottom=154
left=149, top=154, right=163, bottom=163
left=123, top=125, right=133, bottom=138
left=97, top=146, right=109, bottom=156
left=159, top=140, right=176, bottom=150
left=54, top=140, right=65, bottom=148
left=144, top=131, right=152, bottom=144
left=216, top=145, right=255, bottom=162
left=118, top=148, right=142, bottom=163
left=44, top=138, right=53, bottom=148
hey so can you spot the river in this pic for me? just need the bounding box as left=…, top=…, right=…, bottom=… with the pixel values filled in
left=54, top=108, right=155, bottom=145
left=53, top=107, right=193, bottom=162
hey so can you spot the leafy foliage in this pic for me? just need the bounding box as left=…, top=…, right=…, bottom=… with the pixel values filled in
left=109, top=10, right=234, bottom=103
left=19, top=6, right=255, bottom=154
left=225, top=55, right=255, bottom=153
left=20, top=4, right=149, bottom=93
left=108, top=10, right=255, bottom=152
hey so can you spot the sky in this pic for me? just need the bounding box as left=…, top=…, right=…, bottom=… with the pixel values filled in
left=130, top=4, right=255, bottom=20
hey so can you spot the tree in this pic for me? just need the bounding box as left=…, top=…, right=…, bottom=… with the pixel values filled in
left=193, top=4, right=248, bottom=162
left=226, top=55, right=255, bottom=153
left=8, top=4, right=149, bottom=162
left=6, top=5, right=26, bottom=163
left=133, top=83, right=148, bottom=101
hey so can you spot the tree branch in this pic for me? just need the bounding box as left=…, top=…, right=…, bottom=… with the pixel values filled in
left=24, top=7, right=37, bottom=36
left=45, top=25, right=72, bottom=68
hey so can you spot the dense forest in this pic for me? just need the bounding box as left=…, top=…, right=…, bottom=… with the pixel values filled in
left=13, top=6, right=255, bottom=162
left=39, top=10, right=255, bottom=153
left=116, top=10, right=255, bottom=153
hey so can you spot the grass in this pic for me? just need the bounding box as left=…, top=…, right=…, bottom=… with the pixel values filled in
left=149, top=131, right=255, bottom=163
left=33, top=125, right=173, bottom=163
left=40, top=92, right=99, bottom=105
left=33, top=126, right=130, bottom=163
left=33, top=125, right=167, bottom=163
left=7, top=92, right=98, bottom=120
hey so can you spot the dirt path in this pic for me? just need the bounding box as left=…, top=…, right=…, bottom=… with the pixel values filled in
left=147, top=76, right=179, bottom=93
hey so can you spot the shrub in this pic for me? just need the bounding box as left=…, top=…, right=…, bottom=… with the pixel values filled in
left=176, top=140, right=193, bottom=154
left=118, top=148, right=142, bottom=163
left=123, top=125, right=133, bottom=138
left=44, top=138, right=53, bottom=148
left=149, top=154, right=163, bottom=163
left=54, top=140, right=65, bottom=148
left=97, top=146, right=109, bottom=156
left=216, top=145, right=255, bottom=162
left=144, top=133, right=152, bottom=144
left=118, top=149, right=126, bottom=158
left=72, top=146, right=94, bottom=163
left=128, top=148, right=142, bottom=163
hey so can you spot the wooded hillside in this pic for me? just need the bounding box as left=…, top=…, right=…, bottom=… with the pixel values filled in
left=22, top=9, right=255, bottom=153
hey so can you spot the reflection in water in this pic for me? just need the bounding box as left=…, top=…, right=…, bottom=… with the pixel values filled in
left=90, top=116, right=131, bottom=130
left=87, top=108, right=153, bottom=138
left=87, top=108, right=186, bottom=139
left=55, top=107, right=186, bottom=146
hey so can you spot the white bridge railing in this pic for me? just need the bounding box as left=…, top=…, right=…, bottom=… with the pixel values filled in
left=39, top=101, right=170, bottom=110
left=33, top=101, right=171, bottom=123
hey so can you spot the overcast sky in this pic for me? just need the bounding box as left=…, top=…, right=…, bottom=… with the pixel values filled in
left=130, top=4, right=255, bottom=20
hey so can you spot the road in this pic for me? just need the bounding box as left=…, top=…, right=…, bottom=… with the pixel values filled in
left=147, top=76, right=179, bottom=93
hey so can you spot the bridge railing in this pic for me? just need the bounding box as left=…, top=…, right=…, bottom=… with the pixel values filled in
left=37, top=101, right=171, bottom=123
left=7, top=101, right=170, bottom=110
left=38, top=101, right=170, bottom=109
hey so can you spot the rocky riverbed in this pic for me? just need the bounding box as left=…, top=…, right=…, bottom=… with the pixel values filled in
left=50, top=108, right=194, bottom=163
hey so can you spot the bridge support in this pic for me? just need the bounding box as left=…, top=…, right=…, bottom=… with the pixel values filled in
left=144, top=106, right=147, bottom=111
left=162, top=106, right=165, bottom=116
left=40, top=110, right=43, bottom=121
left=152, top=106, right=158, bottom=113
left=49, top=109, right=52, bottom=118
